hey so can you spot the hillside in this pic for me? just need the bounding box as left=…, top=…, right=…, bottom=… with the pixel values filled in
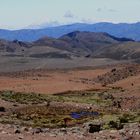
left=0, top=31, right=139, bottom=60
left=0, top=31, right=140, bottom=72
left=34, top=31, right=138, bottom=60
left=0, top=31, right=139, bottom=57
left=0, top=39, right=30, bottom=54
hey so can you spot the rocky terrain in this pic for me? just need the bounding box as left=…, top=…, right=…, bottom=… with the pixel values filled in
left=0, top=121, right=139, bottom=140
left=0, top=64, right=139, bottom=140
left=96, top=64, right=140, bottom=85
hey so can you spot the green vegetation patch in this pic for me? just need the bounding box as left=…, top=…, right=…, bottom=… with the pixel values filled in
left=102, top=112, right=140, bottom=130
left=0, top=91, right=50, bottom=104
left=53, top=89, right=118, bottom=106
left=0, top=89, right=118, bottom=106
left=0, top=88, right=139, bottom=129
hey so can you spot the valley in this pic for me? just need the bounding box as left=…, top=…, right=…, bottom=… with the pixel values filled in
left=0, top=0, right=140, bottom=140
left=0, top=31, right=140, bottom=140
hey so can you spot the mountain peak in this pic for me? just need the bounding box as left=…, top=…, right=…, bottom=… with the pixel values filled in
left=64, top=31, right=80, bottom=38
left=60, top=31, right=133, bottom=43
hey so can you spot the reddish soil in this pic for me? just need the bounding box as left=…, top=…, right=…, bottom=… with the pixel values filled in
left=0, top=68, right=110, bottom=94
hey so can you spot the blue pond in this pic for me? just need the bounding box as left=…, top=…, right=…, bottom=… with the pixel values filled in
left=70, top=111, right=99, bottom=119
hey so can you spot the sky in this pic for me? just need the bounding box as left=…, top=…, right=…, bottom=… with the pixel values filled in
left=0, top=0, right=140, bottom=29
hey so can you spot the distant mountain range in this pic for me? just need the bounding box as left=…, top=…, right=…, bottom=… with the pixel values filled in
left=0, top=22, right=140, bottom=42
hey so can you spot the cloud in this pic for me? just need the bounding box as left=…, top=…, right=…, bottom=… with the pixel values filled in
left=64, top=11, right=75, bottom=18
left=97, top=7, right=117, bottom=13
left=81, top=18, right=95, bottom=24
left=97, top=8, right=102, bottom=12
left=108, top=9, right=117, bottom=12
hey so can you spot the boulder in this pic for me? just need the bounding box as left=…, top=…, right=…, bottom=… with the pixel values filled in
left=0, top=107, right=6, bottom=112
left=88, top=124, right=101, bottom=133
left=32, top=128, right=43, bottom=134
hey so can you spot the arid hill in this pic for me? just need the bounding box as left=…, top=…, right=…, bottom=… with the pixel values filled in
left=0, top=31, right=140, bottom=72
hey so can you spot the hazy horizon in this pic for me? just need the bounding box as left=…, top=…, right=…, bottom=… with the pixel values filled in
left=0, top=0, right=140, bottom=29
